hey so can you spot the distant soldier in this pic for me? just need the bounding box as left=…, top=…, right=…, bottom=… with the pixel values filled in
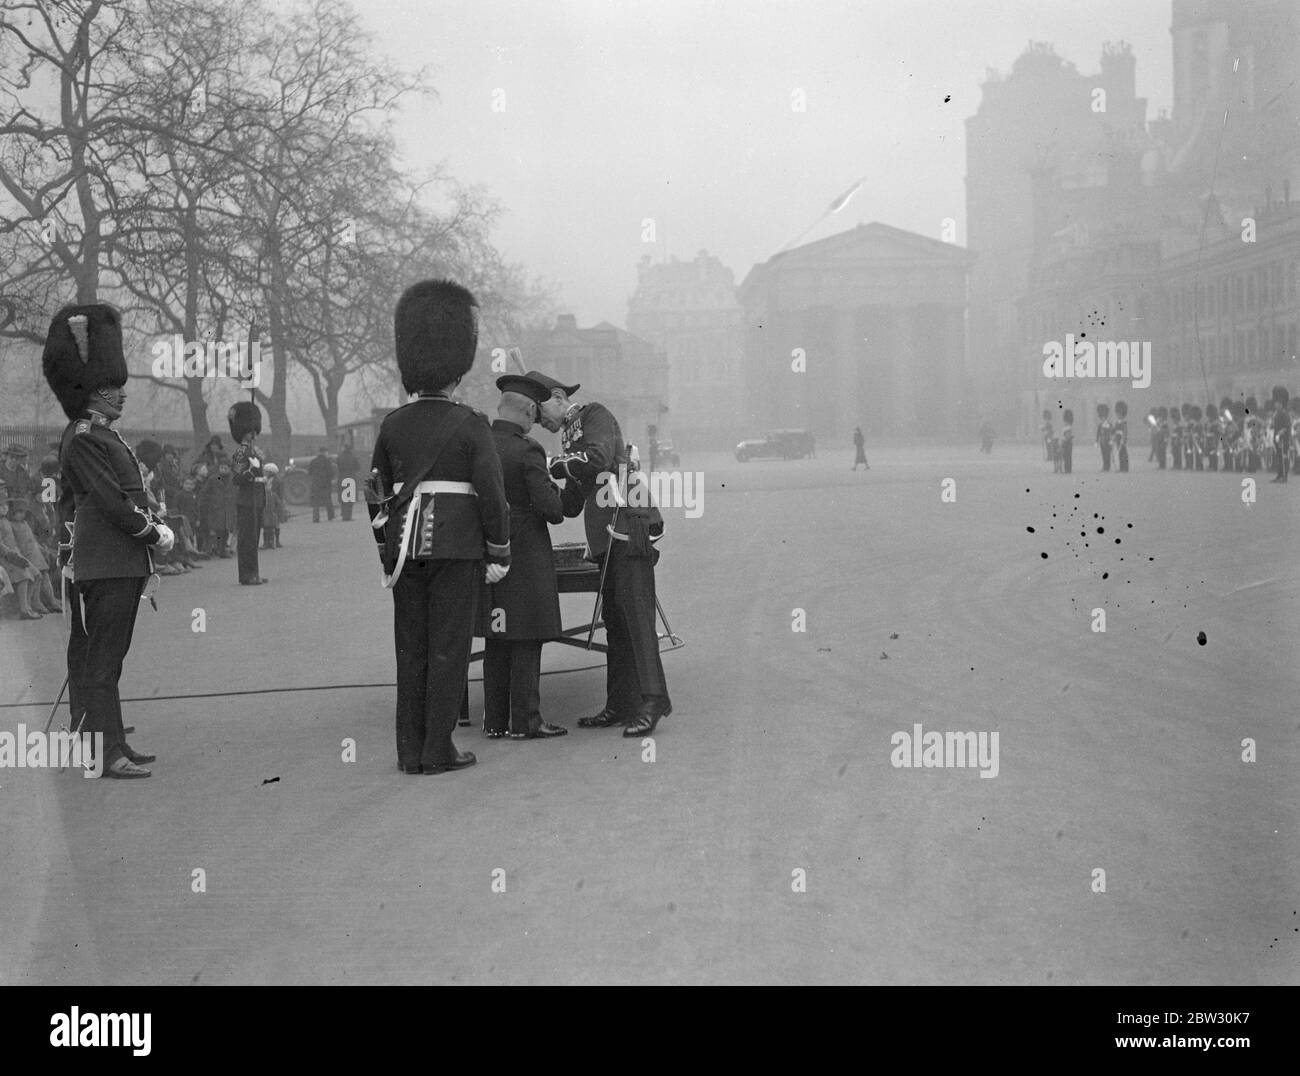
left=1203, top=403, right=1220, bottom=472
left=1095, top=404, right=1112, bottom=472
left=1170, top=405, right=1183, bottom=470
left=229, top=401, right=268, bottom=585
left=1060, top=410, right=1074, bottom=474
left=1270, top=387, right=1291, bottom=483
left=1113, top=400, right=1129, bottom=473
left=43, top=304, right=172, bottom=778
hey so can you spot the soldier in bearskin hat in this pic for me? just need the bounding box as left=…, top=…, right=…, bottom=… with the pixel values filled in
left=1113, top=400, right=1129, bottom=473
left=1203, top=402, right=1220, bottom=472
left=1244, top=397, right=1261, bottom=472
left=1153, top=407, right=1168, bottom=469
left=1270, top=386, right=1291, bottom=483
left=43, top=304, right=174, bottom=778
left=367, top=279, right=510, bottom=775
left=1189, top=405, right=1205, bottom=470
left=228, top=400, right=268, bottom=584
left=1060, top=409, right=1074, bottom=473
left=1170, top=404, right=1184, bottom=469
left=1095, top=403, right=1112, bottom=472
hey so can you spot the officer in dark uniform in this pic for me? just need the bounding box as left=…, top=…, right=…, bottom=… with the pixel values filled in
left=229, top=401, right=268, bottom=585
left=1060, top=409, right=1074, bottom=473
left=536, top=373, right=672, bottom=738
left=367, top=280, right=511, bottom=775
left=42, top=304, right=173, bottom=779
left=478, top=374, right=567, bottom=740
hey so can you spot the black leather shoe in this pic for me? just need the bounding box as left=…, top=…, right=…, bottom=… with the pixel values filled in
left=122, top=745, right=156, bottom=764
left=623, top=703, right=672, bottom=738
left=240, top=577, right=269, bottom=585
left=510, top=721, right=568, bottom=739
left=484, top=728, right=508, bottom=739
left=577, top=709, right=626, bottom=729
left=423, top=751, right=476, bottom=774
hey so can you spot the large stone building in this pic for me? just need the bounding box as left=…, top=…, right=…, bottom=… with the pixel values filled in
left=626, top=251, right=744, bottom=450
left=738, top=222, right=975, bottom=439
left=965, top=41, right=1153, bottom=432
left=517, top=314, right=668, bottom=452
left=1013, top=0, right=1300, bottom=432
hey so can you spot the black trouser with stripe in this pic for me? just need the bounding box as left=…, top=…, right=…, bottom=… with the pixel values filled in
left=236, top=503, right=263, bottom=582
left=600, top=543, right=669, bottom=717
left=66, top=576, right=145, bottom=764
left=392, top=559, right=478, bottom=768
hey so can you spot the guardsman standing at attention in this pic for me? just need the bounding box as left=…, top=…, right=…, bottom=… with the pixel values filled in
left=229, top=401, right=268, bottom=585
left=43, top=304, right=173, bottom=779
left=368, top=280, right=510, bottom=776
left=479, top=374, right=568, bottom=740
left=1170, top=405, right=1184, bottom=470
left=1095, top=403, right=1112, bottom=471
left=1060, top=409, right=1074, bottom=474
left=1113, top=400, right=1129, bottom=472
left=537, top=373, right=672, bottom=737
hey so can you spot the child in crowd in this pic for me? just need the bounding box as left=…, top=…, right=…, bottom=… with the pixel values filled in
left=200, top=458, right=234, bottom=557
left=262, top=462, right=284, bottom=549
left=0, top=488, right=45, bottom=618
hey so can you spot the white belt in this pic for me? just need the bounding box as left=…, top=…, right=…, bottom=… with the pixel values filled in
left=382, top=480, right=476, bottom=590
left=395, top=480, right=476, bottom=496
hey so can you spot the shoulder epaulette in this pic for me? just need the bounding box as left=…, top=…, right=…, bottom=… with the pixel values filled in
left=73, top=419, right=91, bottom=435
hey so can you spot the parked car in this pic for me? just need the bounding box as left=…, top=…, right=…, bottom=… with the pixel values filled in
left=734, top=429, right=815, bottom=462
left=282, top=452, right=337, bottom=506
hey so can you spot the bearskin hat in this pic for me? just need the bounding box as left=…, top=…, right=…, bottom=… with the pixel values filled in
left=1190, top=405, right=1202, bottom=421
left=1272, top=385, right=1290, bottom=408
left=39, top=453, right=60, bottom=478
left=227, top=400, right=262, bottom=443
left=1063, top=409, right=1074, bottom=424
left=393, top=279, right=479, bottom=395
left=1181, top=403, right=1194, bottom=419
left=1114, top=400, right=1127, bottom=419
left=1096, top=403, right=1109, bottom=419
left=1245, top=395, right=1258, bottom=415
left=41, top=304, right=129, bottom=420
left=1156, top=407, right=1167, bottom=419
left=135, top=440, right=163, bottom=469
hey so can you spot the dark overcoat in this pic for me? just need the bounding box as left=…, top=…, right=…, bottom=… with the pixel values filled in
left=477, top=419, right=563, bottom=640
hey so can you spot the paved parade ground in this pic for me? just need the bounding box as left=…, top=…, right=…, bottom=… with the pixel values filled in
left=2, top=443, right=1297, bottom=985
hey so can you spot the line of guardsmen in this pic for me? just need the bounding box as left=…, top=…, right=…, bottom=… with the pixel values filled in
left=1146, top=387, right=1297, bottom=482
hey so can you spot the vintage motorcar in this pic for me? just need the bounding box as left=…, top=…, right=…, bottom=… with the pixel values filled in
left=734, top=429, right=815, bottom=462
left=654, top=440, right=680, bottom=467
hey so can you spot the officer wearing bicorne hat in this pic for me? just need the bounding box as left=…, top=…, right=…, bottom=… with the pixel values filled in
left=43, top=304, right=175, bottom=779
left=477, top=373, right=568, bottom=740
left=534, top=372, right=672, bottom=738
left=367, top=280, right=510, bottom=775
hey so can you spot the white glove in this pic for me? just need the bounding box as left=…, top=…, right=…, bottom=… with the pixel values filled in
left=485, top=562, right=509, bottom=584
left=153, top=523, right=176, bottom=553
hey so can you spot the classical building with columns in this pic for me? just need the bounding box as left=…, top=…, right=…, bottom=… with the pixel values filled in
left=737, top=222, right=975, bottom=439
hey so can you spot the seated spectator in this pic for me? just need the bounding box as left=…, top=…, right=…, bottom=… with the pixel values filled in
left=0, top=486, right=43, bottom=619
left=6, top=496, right=61, bottom=613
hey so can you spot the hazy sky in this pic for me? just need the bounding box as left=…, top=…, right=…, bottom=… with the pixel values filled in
left=362, top=0, right=1172, bottom=325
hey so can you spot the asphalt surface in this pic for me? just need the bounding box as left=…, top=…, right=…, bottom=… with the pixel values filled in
left=2, top=444, right=1297, bottom=984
